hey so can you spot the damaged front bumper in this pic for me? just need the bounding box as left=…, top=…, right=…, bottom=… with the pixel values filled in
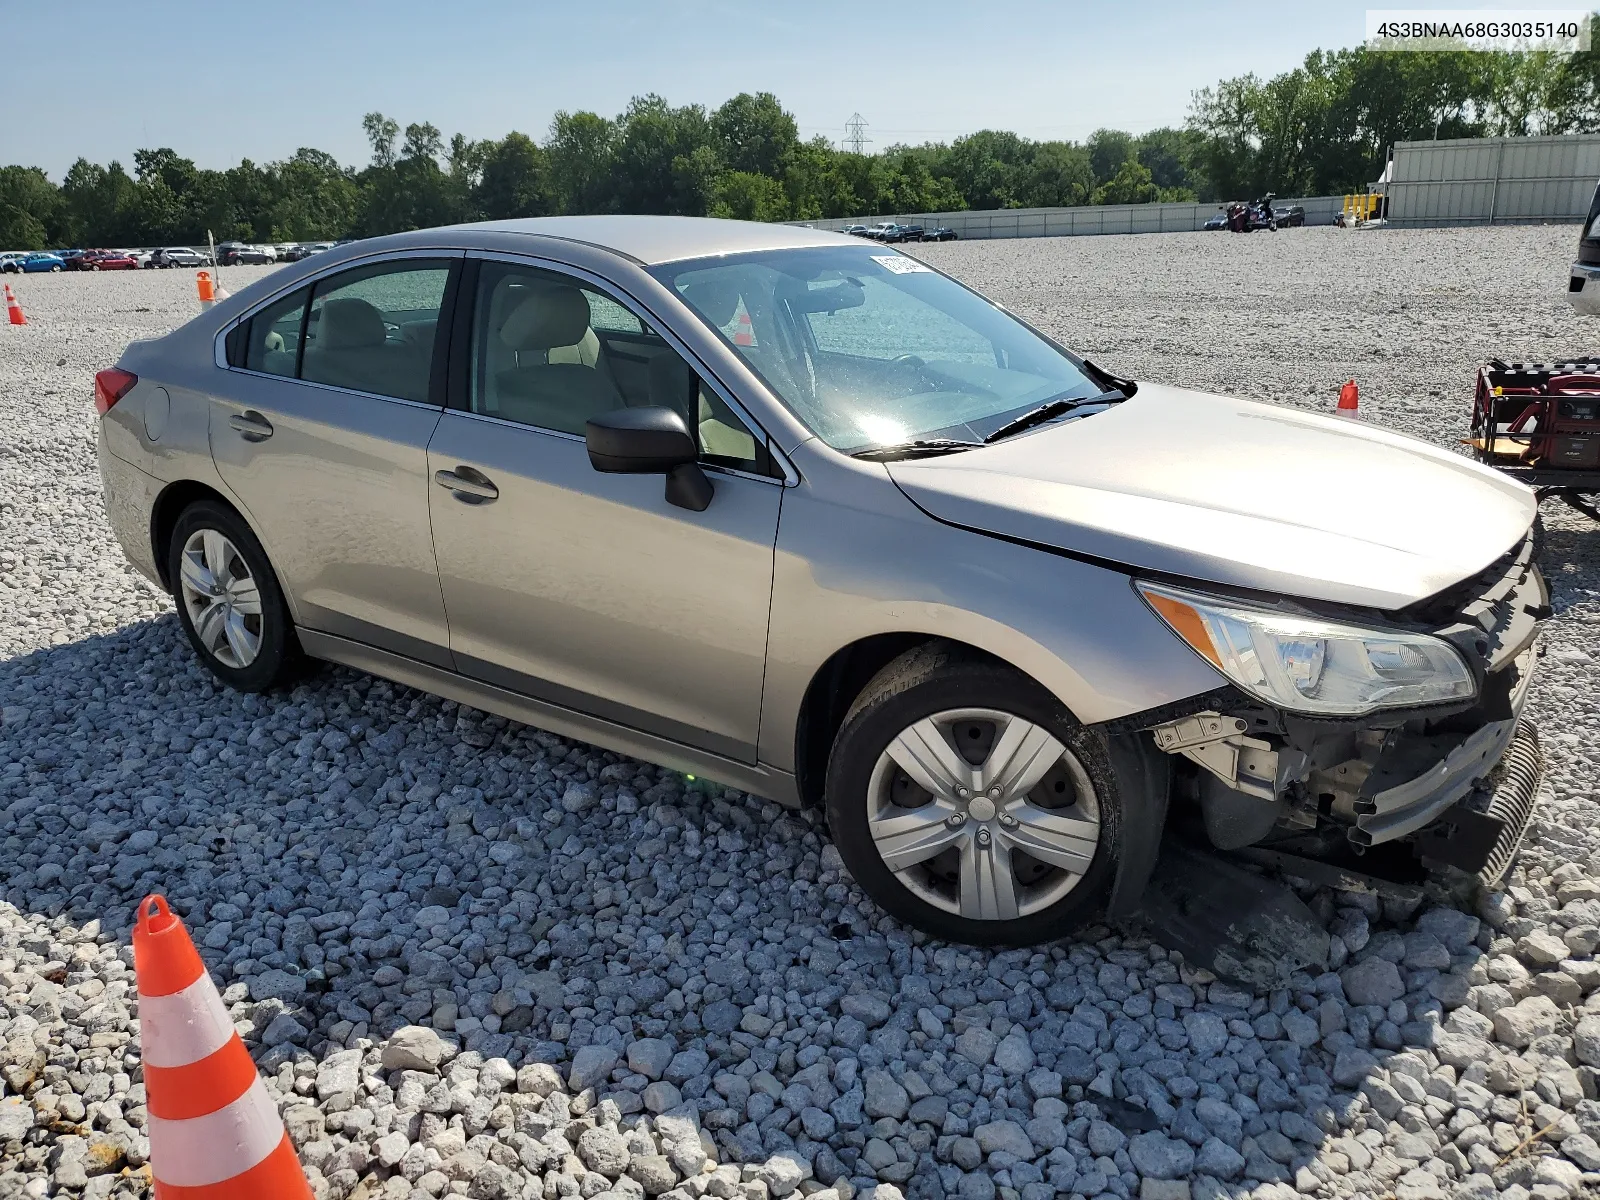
left=1143, top=533, right=1549, bottom=881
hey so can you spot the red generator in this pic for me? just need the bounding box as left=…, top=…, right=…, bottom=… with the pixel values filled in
left=1470, top=359, right=1600, bottom=520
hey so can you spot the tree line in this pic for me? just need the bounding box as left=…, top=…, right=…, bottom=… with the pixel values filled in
left=4, top=33, right=1600, bottom=251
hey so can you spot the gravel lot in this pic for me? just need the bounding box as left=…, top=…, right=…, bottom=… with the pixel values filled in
left=2, top=227, right=1599, bottom=1200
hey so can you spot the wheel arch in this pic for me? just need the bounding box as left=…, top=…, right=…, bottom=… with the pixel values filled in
left=149, top=479, right=248, bottom=592
left=791, top=630, right=1171, bottom=921
left=793, top=632, right=1048, bottom=811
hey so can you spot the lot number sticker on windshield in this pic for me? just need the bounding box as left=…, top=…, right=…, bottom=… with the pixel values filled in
left=872, top=255, right=931, bottom=274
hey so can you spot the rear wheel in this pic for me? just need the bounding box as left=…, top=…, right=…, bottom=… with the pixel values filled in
left=167, top=501, right=301, bottom=692
left=825, top=644, right=1123, bottom=945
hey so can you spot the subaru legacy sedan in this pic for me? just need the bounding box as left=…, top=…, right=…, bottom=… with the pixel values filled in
left=97, top=216, right=1545, bottom=945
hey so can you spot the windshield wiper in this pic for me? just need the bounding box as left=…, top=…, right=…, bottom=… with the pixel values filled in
left=1080, top=359, right=1138, bottom=396
left=982, top=390, right=1125, bottom=444
left=851, top=438, right=982, bottom=462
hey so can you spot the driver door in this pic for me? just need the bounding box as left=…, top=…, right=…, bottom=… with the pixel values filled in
left=425, top=256, right=785, bottom=763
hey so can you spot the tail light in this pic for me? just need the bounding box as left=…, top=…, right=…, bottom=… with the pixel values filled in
left=94, top=368, right=138, bottom=415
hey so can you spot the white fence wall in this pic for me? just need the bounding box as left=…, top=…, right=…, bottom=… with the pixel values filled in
left=793, top=195, right=1344, bottom=240
left=1388, top=135, right=1600, bottom=226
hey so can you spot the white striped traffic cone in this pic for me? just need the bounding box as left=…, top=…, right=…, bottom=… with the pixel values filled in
left=133, top=895, right=313, bottom=1198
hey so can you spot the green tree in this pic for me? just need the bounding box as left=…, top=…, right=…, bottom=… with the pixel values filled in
left=0, top=205, right=47, bottom=250
left=1092, top=159, right=1159, bottom=205
left=611, top=95, right=716, bottom=215
left=712, top=92, right=799, bottom=178
left=402, top=122, right=444, bottom=164
left=942, top=130, right=1031, bottom=209
left=547, top=110, right=619, bottom=213
left=474, top=133, right=549, bottom=219
left=1016, top=141, right=1094, bottom=207
left=1087, top=128, right=1137, bottom=185
left=711, top=171, right=790, bottom=221
left=271, top=149, right=358, bottom=240
left=362, top=112, right=400, bottom=168
left=0, top=165, right=64, bottom=243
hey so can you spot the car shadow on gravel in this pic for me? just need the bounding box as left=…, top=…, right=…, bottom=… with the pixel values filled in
left=5, top=610, right=1600, bottom=1199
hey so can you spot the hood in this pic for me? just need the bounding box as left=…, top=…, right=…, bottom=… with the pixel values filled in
left=888, top=383, right=1535, bottom=610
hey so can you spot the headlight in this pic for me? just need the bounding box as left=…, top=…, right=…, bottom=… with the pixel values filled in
left=1137, top=582, right=1475, bottom=716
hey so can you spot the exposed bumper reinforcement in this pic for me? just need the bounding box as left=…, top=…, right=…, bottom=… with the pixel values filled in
left=1353, top=648, right=1536, bottom=847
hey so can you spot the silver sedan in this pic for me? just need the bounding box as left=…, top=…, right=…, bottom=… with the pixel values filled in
left=96, top=216, right=1546, bottom=944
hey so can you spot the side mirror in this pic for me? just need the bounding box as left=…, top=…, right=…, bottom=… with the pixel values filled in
left=585, top=406, right=713, bottom=512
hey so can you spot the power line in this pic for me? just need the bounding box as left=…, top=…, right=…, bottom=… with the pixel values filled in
left=844, top=113, right=871, bottom=155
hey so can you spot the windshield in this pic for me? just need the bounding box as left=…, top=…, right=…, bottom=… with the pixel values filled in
left=649, top=245, right=1105, bottom=451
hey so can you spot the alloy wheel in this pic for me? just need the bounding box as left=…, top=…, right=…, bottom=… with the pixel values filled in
left=178, top=529, right=264, bottom=668
left=866, top=707, right=1101, bottom=921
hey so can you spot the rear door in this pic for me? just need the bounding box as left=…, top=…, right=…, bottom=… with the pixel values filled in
left=210, top=252, right=461, bottom=667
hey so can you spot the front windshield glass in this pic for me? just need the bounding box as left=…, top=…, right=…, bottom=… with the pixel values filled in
left=649, top=245, right=1105, bottom=451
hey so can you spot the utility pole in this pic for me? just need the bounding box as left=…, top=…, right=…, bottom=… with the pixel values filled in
left=844, top=113, right=871, bottom=156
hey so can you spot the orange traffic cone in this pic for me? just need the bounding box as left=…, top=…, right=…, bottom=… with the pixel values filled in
left=196, top=271, right=216, bottom=310
left=733, top=311, right=754, bottom=346
left=4, top=284, right=25, bottom=326
left=1336, top=379, right=1359, bottom=417
left=133, top=896, right=314, bottom=1199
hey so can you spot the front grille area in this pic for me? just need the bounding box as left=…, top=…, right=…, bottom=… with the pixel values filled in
left=1408, top=532, right=1548, bottom=674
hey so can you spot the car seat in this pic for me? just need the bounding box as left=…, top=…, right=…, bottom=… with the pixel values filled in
left=301, top=297, right=429, bottom=402
left=490, top=285, right=625, bottom=433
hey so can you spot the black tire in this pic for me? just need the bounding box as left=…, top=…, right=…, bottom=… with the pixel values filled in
left=824, top=642, right=1125, bottom=946
left=167, top=500, right=302, bottom=692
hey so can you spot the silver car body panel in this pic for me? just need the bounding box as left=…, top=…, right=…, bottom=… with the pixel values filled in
left=887, top=383, right=1537, bottom=610
left=1568, top=262, right=1600, bottom=316
left=208, top=374, right=453, bottom=668
left=98, top=216, right=1538, bottom=810
left=426, top=409, right=783, bottom=764
left=297, top=629, right=800, bottom=805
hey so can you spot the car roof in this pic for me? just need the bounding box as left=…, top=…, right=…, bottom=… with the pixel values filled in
left=444, top=215, right=860, bottom=265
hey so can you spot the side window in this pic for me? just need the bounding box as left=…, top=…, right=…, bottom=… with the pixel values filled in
left=300, top=260, right=451, bottom=403
left=244, top=287, right=309, bottom=377
left=582, top=290, right=644, bottom=335
left=470, top=261, right=772, bottom=473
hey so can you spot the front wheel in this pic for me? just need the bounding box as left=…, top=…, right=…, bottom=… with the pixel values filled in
left=168, top=500, right=301, bottom=692
left=50, top=265, right=61, bottom=272
left=825, top=644, right=1124, bottom=946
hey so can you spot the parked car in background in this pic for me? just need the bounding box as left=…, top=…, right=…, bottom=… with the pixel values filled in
left=153, top=247, right=211, bottom=269
left=133, top=250, right=158, bottom=269
left=20, top=252, right=66, bottom=272
left=273, top=243, right=298, bottom=261
left=0, top=252, right=28, bottom=273
left=94, top=215, right=1548, bottom=946
left=840, top=225, right=870, bottom=237
left=232, top=245, right=277, bottom=265
left=83, top=250, right=139, bottom=271
left=1275, top=205, right=1306, bottom=228
left=1203, top=210, right=1229, bottom=231
left=923, top=226, right=958, bottom=242
left=59, top=250, right=91, bottom=270
left=899, top=224, right=926, bottom=242
left=216, top=242, right=249, bottom=265
left=867, top=222, right=906, bottom=242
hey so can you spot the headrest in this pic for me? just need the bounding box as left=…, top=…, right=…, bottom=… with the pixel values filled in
left=679, top=278, right=742, bottom=328
left=318, top=297, right=387, bottom=349
left=499, top=286, right=592, bottom=351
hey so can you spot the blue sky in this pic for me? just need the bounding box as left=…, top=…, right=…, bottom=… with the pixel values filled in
left=2, top=0, right=1577, bottom=177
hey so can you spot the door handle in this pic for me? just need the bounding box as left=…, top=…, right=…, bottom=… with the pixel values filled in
left=434, top=467, right=499, bottom=503
left=228, top=410, right=273, bottom=441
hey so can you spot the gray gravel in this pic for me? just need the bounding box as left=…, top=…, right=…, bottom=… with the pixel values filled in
left=2, top=229, right=1599, bottom=1200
